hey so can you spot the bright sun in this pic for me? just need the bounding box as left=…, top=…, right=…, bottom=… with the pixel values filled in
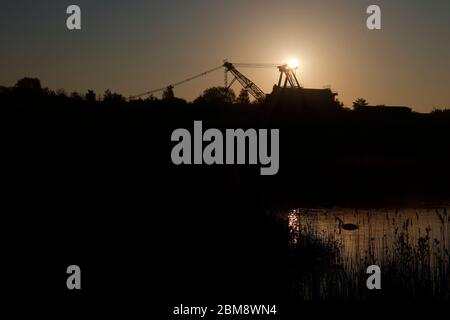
left=287, top=58, right=299, bottom=69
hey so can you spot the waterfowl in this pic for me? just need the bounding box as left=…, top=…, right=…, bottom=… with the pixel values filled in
left=335, top=217, right=359, bottom=233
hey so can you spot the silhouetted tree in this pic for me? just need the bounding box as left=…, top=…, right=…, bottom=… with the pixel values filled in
left=85, top=90, right=97, bottom=103
left=15, top=78, right=42, bottom=92
left=335, top=98, right=345, bottom=108
left=146, top=94, right=157, bottom=102
left=70, top=92, right=83, bottom=101
left=42, top=87, right=54, bottom=96
left=162, top=86, right=175, bottom=100
left=353, top=98, right=368, bottom=109
left=56, top=89, right=68, bottom=98
left=237, top=89, right=250, bottom=105
left=431, top=107, right=450, bottom=115
left=13, top=78, right=43, bottom=98
left=194, top=87, right=236, bottom=105
left=103, top=89, right=125, bottom=104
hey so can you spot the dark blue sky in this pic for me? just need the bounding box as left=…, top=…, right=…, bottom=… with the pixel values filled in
left=1, top=0, right=450, bottom=111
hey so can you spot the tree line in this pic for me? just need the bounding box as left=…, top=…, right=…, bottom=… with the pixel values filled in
left=0, top=77, right=254, bottom=107
left=1, top=77, right=449, bottom=114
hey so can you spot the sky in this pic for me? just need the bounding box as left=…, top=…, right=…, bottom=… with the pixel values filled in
left=1, top=0, right=450, bottom=112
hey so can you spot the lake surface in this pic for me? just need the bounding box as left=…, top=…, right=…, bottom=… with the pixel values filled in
left=282, top=207, right=450, bottom=299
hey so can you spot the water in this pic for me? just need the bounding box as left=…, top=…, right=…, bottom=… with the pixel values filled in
left=282, top=207, right=450, bottom=299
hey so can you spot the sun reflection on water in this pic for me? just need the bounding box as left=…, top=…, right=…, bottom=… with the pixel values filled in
left=287, top=207, right=450, bottom=272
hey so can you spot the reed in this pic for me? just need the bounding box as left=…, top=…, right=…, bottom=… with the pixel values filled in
left=282, top=208, right=450, bottom=300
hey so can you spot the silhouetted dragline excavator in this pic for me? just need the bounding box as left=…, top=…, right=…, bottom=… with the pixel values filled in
left=129, top=61, right=301, bottom=101
left=276, top=64, right=301, bottom=89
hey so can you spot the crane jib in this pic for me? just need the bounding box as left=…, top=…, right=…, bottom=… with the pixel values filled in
left=129, top=62, right=279, bottom=100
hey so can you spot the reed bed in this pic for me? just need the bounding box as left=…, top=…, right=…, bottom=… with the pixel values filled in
left=280, top=208, right=450, bottom=300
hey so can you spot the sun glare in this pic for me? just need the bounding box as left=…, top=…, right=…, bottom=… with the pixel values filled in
left=287, top=58, right=299, bottom=69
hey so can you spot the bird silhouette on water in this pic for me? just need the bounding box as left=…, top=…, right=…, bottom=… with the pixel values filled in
left=335, top=216, right=359, bottom=234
